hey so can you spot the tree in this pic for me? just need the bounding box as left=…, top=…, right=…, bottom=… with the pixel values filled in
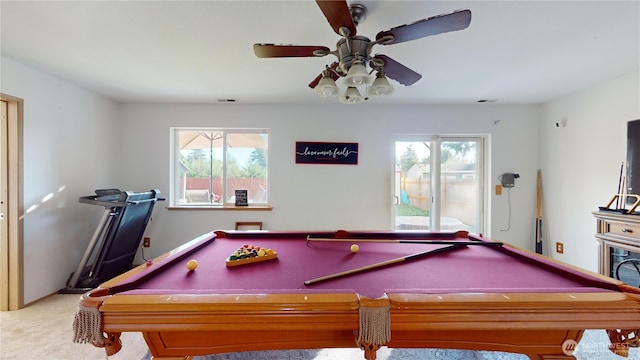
left=245, top=149, right=267, bottom=178
left=180, top=150, right=215, bottom=178
left=442, top=141, right=474, bottom=160
left=399, top=145, right=419, bottom=173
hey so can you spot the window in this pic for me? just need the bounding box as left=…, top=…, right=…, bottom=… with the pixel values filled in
left=170, top=128, right=269, bottom=207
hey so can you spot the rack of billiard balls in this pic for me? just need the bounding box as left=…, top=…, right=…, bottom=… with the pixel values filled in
left=225, top=244, right=277, bottom=267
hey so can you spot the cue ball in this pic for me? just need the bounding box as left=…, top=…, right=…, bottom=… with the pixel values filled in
left=186, top=259, right=198, bottom=271
left=350, top=244, right=359, bottom=253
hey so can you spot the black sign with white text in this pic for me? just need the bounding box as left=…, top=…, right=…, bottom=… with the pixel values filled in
left=295, top=142, right=358, bottom=165
left=234, top=190, right=248, bottom=206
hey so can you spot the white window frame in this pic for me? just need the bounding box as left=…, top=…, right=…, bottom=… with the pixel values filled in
left=169, top=127, right=270, bottom=208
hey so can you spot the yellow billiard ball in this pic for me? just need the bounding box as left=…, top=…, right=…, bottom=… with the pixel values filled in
left=186, top=259, right=198, bottom=271
left=350, top=244, right=359, bottom=253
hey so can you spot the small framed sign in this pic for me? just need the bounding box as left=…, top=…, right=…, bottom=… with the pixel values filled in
left=234, top=190, right=248, bottom=206
left=295, top=142, right=359, bottom=165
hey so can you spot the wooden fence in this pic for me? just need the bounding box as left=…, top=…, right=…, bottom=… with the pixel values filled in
left=402, top=177, right=477, bottom=226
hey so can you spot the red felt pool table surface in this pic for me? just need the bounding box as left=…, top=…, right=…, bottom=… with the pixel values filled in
left=76, top=230, right=640, bottom=360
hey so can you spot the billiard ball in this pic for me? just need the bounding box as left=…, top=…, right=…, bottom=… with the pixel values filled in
left=186, top=259, right=198, bottom=271
left=350, top=244, right=359, bottom=253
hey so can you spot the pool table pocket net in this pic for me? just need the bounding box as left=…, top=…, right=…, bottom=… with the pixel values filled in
left=73, top=304, right=109, bottom=350
left=357, top=299, right=391, bottom=356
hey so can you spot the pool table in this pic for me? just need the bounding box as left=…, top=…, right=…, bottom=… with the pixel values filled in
left=74, top=230, right=640, bottom=360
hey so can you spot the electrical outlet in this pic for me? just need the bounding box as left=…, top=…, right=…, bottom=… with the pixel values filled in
left=556, top=242, right=564, bottom=254
left=143, top=237, right=151, bottom=247
left=495, top=184, right=502, bottom=195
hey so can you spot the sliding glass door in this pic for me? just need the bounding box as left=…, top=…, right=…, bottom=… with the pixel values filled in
left=393, top=136, right=485, bottom=233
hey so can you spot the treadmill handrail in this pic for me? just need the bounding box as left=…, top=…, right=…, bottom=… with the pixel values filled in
left=126, top=197, right=165, bottom=205
left=78, top=196, right=128, bottom=208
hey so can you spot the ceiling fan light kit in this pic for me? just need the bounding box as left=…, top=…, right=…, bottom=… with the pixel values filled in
left=254, top=1, right=471, bottom=104
left=341, top=86, right=365, bottom=104
left=344, top=60, right=372, bottom=86
left=315, top=74, right=339, bottom=97
left=369, top=72, right=395, bottom=97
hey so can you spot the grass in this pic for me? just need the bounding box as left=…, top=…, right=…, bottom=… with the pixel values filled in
left=395, top=204, right=429, bottom=216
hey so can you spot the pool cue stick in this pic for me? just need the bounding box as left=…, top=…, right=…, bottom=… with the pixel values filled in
left=306, top=235, right=502, bottom=247
left=535, top=169, right=543, bottom=255
left=622, top=176, right=627, bottom=211
left=616, top=162, right=624, bottom=209
left=304, top=244, right=467, bottom=285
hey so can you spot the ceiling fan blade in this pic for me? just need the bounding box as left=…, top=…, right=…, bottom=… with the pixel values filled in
left=316, top=0, right=356, bottom=36
left=376, top=9, right=471, bottom=45
left=254, top=44, right=330, bottom=58
left=309, top=62, right=341, bottom=89
left=371, top=55, right=422, bottom=86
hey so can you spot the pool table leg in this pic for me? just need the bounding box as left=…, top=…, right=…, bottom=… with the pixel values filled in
left=358, top=341, right=381, bottom=360
left=150, top=356, right=192, bottom=360
left=526, top=356, right=575, bottom=360
left=101, top=331, right=122, bottom=356
left=607, top=328, right=640, bottom=357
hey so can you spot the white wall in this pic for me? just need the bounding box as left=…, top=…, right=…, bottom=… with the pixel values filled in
left=540, top=72, right=640, bottom=271
left=120, top=103, right=540, bottom=259
left=1, top=57, right=121, bottom=303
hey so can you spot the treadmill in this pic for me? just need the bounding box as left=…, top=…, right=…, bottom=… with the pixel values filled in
left=60, top=189, right=162, bottom=293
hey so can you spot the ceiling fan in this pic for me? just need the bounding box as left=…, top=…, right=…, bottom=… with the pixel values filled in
left=253, top=0, right=471, bottom=103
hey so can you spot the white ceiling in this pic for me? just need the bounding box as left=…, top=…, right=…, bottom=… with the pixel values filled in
left=1, top=1, right=638, bottom=105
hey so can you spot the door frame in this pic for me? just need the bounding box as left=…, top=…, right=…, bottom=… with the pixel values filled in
left=1, top=94, right=24, bottom=311
left=392, top=135, right=487, bottom=234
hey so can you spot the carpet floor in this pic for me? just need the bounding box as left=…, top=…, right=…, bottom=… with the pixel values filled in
left=163, top=348, right=527, bottom=360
